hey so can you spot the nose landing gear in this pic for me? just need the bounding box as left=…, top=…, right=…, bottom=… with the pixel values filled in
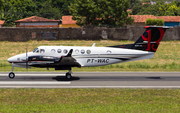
left=9, top=64, right=15, bottom=79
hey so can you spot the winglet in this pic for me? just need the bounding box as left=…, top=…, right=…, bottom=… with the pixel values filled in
left=92, top=43, right=96, bottom=47
left=66, top=49, right=73, bottom=57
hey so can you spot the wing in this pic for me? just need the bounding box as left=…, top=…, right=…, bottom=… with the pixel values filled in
left=28, top=49, right=81, bottom=69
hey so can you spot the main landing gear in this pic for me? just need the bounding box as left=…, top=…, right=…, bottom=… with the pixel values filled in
left=9, top=65, right=15, bottom=79
left=8, top=65, right=73, bottom=80
left=66, top=70, right=72, bottom=80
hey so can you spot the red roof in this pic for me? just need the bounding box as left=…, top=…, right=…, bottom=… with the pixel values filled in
left=0, top=20, right=5, bottom=25
left=61, top=15, right=180, bottom=25
left=156, top=16, right=180, bottom=22
left=127, top=9, right=133, bottom=12
left=142, top=3, right=150, bottom=5
left=130, top=15, right=180, bottom=23
left=15, top=16, right=58, bottom=22
left=62, top=15, right=158, bottom=24
left=62, top=16, right=77, bottom=24
left=130, top=15, right=156, bottom=23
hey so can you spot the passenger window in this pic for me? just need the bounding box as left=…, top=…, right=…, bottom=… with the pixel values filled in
left=75, top=49, right=79, bottom=53
left=51, top=49, right=55, bottom=53
left=107, top=50, right=111, bottom=54
left=86, top=50, right=91, bottom=54
left=57, top=49, right=61, bottom=53
left=81, top=49, right=85, bottom=54
left=40, top=49, right=45, bottom=53
left=63, top=49, right=68, bottom=54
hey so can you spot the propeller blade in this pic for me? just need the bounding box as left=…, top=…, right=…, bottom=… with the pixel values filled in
left=26, top=45, right=28, bottom=72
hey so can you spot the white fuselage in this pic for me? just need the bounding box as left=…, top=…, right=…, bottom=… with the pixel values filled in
left=8, top=45, right=155, bottom=68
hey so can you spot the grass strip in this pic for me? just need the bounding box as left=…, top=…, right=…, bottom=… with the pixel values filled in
left=0, top=89, right=180, bottom=113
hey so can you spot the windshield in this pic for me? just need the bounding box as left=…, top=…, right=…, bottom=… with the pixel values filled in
left=33, top=48, right=38, bottom=53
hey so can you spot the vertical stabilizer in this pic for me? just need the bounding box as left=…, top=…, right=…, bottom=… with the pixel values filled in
left=108, top=26, right=170, bottom=52
left=132, top=26, right=170, bottom=52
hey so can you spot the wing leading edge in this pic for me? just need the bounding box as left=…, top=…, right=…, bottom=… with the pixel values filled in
left=28, top=49, right=81, bottom=70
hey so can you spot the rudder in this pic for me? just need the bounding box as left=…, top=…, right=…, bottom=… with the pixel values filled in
left=132, top=26, right=170, bottom=52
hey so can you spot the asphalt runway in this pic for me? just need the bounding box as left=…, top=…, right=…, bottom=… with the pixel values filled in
left=0, top=72, right=180, bottom=88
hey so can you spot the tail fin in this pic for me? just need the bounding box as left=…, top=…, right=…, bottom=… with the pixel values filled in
left=109, top=26, right=170, bottom=52
left=132, top=26, right=169, bottom=52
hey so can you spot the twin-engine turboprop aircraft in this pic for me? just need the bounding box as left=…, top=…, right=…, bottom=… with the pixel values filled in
left=8, top=26, right=169, bottom=79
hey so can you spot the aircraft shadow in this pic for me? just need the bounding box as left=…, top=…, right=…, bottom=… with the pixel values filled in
left=52, top=76, right=80, bottom=81
left=73, top=76, right=180, bottom=81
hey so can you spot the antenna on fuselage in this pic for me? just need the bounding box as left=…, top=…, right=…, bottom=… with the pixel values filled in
left=92, top=43, right=96, bottom=47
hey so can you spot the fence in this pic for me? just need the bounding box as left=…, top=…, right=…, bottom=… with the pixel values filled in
left=0, top=26, right=179, bottom=41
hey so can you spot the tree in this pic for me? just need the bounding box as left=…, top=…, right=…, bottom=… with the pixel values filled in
left=1, top=0, right=38, bottom=26
left=69, top=0, right=134, bottom=27
left=145, top=18, right=164, bottom=26
left=0, top=0, right=64, bottom=26
left=0, top=0, right=5, bottom=20
left=38, top=0, right=63, bottom=20
left=158, top=2, right=170, bottom=16
left=129, top=0, right=141, bottom=9
left=166, top=3, right=180, bottom=16
left=52, top=0, right=75, bottom=15
left=136, top=2, right=162, bottom=16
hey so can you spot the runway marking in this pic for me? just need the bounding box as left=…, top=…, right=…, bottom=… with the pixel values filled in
left=0, top=86, right=180, bottom=88
left=0, top=81, right=71, bottom=85
left=0, top=74, right=65, bottom=76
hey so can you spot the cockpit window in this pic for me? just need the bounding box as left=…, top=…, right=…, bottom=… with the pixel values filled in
left=33, top=48, right=39, bottom=53
left=36, top=49, right=39, bottom=53
left=33, top=48, right=38, bottom=53
left=40, top=49, right=45, bottom=53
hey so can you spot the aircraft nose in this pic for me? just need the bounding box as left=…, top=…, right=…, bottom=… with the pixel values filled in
left=7, top=54, right=22, bottom=63
left=7, top=57, right=13, bottom=63
left=7, top=52, right=31, bottom=63
left=7, top=56, right=17, bottom=63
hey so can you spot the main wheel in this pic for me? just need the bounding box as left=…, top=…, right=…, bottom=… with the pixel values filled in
left=9, top=72, right=15, bottom=79
left=66, top=73, right=72, bottom=80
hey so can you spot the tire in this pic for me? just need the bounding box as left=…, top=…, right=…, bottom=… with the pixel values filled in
left=9, top=72, right=15, bottom=79
left=66, top=73, right=72, bottom=80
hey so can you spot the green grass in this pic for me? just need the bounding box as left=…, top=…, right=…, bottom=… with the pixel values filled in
left=0, top=40, right=180, bottom=72
left=0, top=89, right=180, bottom=113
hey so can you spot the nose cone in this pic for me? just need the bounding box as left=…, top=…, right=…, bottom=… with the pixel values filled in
left=7, top=53, right=26, bottom=63
left=7, top=57, right=14, bottom=63
left=7, top=52, right=33, bottom=63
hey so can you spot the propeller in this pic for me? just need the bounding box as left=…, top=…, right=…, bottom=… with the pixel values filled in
left=26, top=45, right=28, bottom=71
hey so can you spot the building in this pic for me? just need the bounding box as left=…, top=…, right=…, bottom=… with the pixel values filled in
left=130, top=15, right=156, bottom=26
left=15, top=16, right=59, bottom=27
left=60, top=15, right=180, bottom=27
left=59, top=16, right=81, bottom=28
left=156, top=16, right=180, bottom=26
left=150, top=1, right=171, bottom=5
left=130, top=15, right=180, bottom=26
left=0, top=20, right=5, bottom=28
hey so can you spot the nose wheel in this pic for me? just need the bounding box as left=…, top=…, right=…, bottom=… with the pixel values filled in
left=9, top=64, right=15, bottom=79
left=9, top=72, right=15, bottom=79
